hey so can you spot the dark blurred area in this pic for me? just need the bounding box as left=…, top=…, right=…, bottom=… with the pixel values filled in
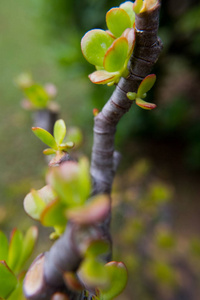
left=0, top=0, right=200, bottom=299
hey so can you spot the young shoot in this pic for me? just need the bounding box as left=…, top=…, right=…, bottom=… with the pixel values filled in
left=32, top=119, right=75, bottom=165
left=127, top=74, right=157, bottom=110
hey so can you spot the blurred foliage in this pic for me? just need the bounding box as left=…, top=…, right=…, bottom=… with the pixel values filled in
left=112, top=159, right=200, bottom=299
left=16, top=73, right=59, bottom=110
left=0, top=227, right=38, bottom=300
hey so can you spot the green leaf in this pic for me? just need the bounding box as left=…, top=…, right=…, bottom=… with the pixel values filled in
left=54, top=119, right=66, bottom=145
left=135, top=98, right=156, bottom=110
left=16, top=227, right=38, bottom=272
left=0, top=261, right=18, bottom=299
left=79, top=258, right=109, bottom=289
left=47, top=159, right=91, bottom=208
left=106, top=8, right=132, bottom=38
left=43, top=148, right=57, bottom=155
left=24, top=84, right=49, bottom=108
left=86, top=240, right=110, bottom=258
left=122, top=28, right=135, bottom=56
left=133, top=0, right=144, bottom=14
left=89, top=70, right=118, bottom=85
left=99, top=261, right=128, bottom=300
left=7, top=229, right=23, bottom=273
left=32, top=127, right=58, bottom=149
left=59, top=142, right=74, bottom=151
left=24, top=186, right=56, bottom=220
left=120, top=1, right=135, bottom=27
left=67, top=194, right=110, bottom=225
left=47, top=161, right=82, bottom=207
left=78, top=157, right=91, bottom=204
left=0, top=231, right=8, bottom=262
left=40, top=199, right=67, bottom=227
left=137, top=74, right=156, bottom=97
left=24, top=189, right=46, bottom=220
left=81, top=30, right=114, bottom=67
left=7, top=280, right=25, bottom=300
left=127, top=92, right=137, bottom=100
left=104, top=37, right=128, bottom=72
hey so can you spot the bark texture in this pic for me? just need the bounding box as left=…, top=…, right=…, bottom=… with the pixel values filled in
left=24, top=2, right=162, bottom=300
left=91, top=2, right=163, bottom=195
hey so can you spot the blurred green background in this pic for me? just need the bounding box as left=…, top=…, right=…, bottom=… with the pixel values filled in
left=0, top=0, right=200, bottom=299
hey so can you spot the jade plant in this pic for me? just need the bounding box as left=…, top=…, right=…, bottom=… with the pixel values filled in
left=81, top=1, right=157, bottom=110
left=81, top=2, right=136, bottom=86
left=1, top=0, right=163, bottom=299
left=0, top=227, right=38, bottom=300
left=23, top=130, right=127, bottom=298
left=32, top=119, right=82, bottom=165
left=127, top=74, right=157, bottom=109
left=24, top=157, right=110, bottom=238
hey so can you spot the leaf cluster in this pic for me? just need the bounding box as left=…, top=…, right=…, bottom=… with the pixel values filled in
left=81, top=1, right=136, bottom=85
left=32, top=119, right=82, bottom=165
left=127, top=74, right=157, bottom=110
left=64, top=240, right=128, bottom=300
left=24, top=157, right=110, bottom=239
left=0, top=227, right=38, bottom=300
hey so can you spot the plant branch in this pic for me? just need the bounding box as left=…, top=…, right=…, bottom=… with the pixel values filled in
left=91, top=1, right=163, bottom=195
left=23, top=2, right=162, bottom=300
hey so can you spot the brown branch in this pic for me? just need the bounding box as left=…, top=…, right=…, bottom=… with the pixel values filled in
left=91, top=1, right=163, bottom=195
left=23, top=2, right=162, bottom=300
left=24, top=223, right=104, bottom=299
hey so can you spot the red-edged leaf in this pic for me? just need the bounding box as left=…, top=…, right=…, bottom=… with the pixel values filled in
left=106, top=8, right=132, bottom=38
left=81, top=29, right=114, bottom=67
left=137, top=74, right=156, bottom=97
left=40, top=199, right=67, bottom=227
left=104, top=37, right=128, bottom=72
left=133, top=0, right=144, bottom=14
left=24, top=185, right=57, bottom=220
left=122, top=28, right=135, bottom=56
left=137, top=0, right=158, bottom=13
left=47, top=161, right=82, bottom=207
left=78, top=258, right=109, bottom=289
left=67, top=194, right=110, bottom=225
left=89, top=70, right=118, bottom=85
left=120, top=1, right=135, bottom=27
left=105, top=30, right=115, bottom=39
left=136, top=98, right=156, bottom=110
left=32, top=127, right=57, bottom=149
left=99, top=261, right=128, bottom=300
